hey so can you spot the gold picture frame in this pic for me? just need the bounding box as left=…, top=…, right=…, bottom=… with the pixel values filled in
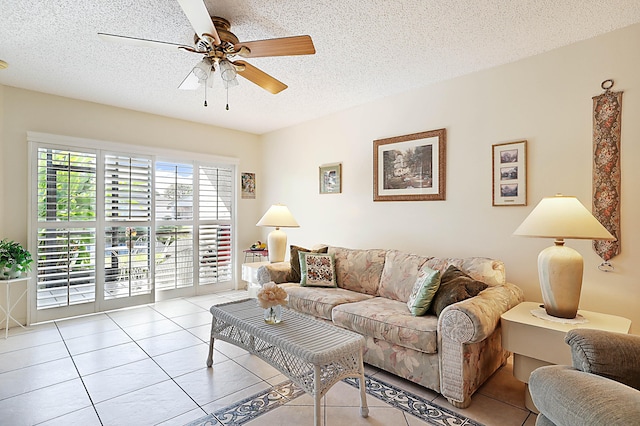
left=373, top=129, right=446, bottom=201
left=492, top=140, right=527, bottom=206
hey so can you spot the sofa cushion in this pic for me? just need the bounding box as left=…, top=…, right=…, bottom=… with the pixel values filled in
left=430, top=265, right=488, bottom=316
left=378, top=250, right=432, bottom=302
left=282, top=284, right=373, bottom=320
left=328, top=246, right=387, bottom=295
left=299, top=252, right=337, bottom=287
left=407, top=265, right=441, bottom=316
left=332, top=297, right=438, bottom=354
left=425, top=257, right=506, bottom=286
left=290, top=245, right=329, bottom=283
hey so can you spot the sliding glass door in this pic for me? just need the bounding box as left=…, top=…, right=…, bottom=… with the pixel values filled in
left=30, top=138, right=236, bottom=323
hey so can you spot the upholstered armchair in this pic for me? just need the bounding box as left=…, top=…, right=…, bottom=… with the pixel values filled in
left=529, top=328, right=640, bottom=426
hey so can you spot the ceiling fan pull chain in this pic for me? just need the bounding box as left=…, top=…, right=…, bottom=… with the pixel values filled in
left=204, top=83, right=208, bottom=107
left=226, top=86, right=230, bottom=110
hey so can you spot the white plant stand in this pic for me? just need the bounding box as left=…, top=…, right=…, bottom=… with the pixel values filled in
left=0, top=277, right=30, bottom=339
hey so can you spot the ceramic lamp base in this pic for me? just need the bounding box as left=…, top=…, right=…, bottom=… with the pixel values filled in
left=267, top=228, right=287, bottom=263
left=537, top=242, right=583, bottom=319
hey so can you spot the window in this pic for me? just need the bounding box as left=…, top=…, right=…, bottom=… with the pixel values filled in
left=30, top=135, right=236, bottom=319
left=155, top=162, right=194, bottom=291
left=104, top=154, right=153, bottom=299
left=36, top=148, right=97, bottom=309
left=198, top=165, right=233, bottom=284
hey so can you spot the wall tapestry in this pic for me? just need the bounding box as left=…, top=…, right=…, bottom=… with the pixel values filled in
left=592, top=79, right=622, bottom=269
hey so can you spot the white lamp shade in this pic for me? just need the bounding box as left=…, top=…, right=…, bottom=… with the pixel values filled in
left=256, top=205, right=299, bottom=228
left=513, top=195, right=614, bottom=240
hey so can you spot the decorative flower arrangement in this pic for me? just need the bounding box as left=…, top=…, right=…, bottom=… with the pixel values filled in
left=257, top=282, right=288, bottom=309
left=257, top=282, right=288, bottom=324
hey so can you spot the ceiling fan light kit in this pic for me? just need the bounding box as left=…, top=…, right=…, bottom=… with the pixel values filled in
left=98, top=0, right=315, bottom=109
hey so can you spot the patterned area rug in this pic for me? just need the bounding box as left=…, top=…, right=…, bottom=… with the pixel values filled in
left=185, top=374, right=483, bottom=426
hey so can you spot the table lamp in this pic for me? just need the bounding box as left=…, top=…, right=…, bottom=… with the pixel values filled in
left=513, top=194, right=615, bottom=318
left=256, top=204, right=300, bottom=263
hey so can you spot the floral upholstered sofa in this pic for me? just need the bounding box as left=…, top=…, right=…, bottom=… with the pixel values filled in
left=257, top=245, right=524, bottom=408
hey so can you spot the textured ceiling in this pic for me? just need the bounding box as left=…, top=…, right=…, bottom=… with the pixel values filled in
left=1, top=1, right=640, bottom=135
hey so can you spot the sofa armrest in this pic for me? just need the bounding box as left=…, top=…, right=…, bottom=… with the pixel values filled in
left=530, top=365, right=640, bottom=426
left=439, top=282, right=524, bottom=343
left=437, top=282, right=524, bottom=408
left=257, top=262, right=293, bottom=285
left=566, top=329, right=640, bottom=390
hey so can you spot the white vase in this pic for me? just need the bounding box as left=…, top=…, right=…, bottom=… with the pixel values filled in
left=2, top=265, right=22, bottom=280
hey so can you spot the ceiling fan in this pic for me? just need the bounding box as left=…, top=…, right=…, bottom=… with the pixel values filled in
left=98, top=0, right=315, bottom=107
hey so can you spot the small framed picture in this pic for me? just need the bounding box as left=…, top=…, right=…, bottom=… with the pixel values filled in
left=319, top=163, right=342, bottom=194
left=492, top=140, right=527, bottom=206
left=241, top=172, right=256, bottom=199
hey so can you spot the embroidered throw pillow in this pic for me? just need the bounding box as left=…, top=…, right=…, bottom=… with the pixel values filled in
left=290, top=245, right=328, bottom=282
left=407, top=265, right=441, bottom=316
left=299, top=252, right=337, bottom=287
left=430, top=265, right=488, bottom=316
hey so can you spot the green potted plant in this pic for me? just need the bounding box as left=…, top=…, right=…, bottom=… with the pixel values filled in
left=0, top=239, right=33, bottom=279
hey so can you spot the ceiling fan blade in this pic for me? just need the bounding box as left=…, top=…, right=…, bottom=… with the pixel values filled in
left=235, top=35, right=315, bottom=58
left=98, top=33, right=191, bottom=51
left=176, top=0, right=221, bottom=45
left=178, top=69, right=200, bottom=90
left=233, top=60, right=287, bottom=94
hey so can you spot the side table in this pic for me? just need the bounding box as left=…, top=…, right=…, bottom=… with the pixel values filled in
left=242, top=249, right=268, bottom=263
left=241, top=261, right=270, bottom=297
left=0, top=277, right=30, bottom=339
left=501, top=301, right=631, bottom=412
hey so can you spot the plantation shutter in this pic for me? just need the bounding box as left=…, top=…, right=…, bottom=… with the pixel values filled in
left=198, top=165, right=233, bottom=284
left=155, top=161, right=195, bottom=291
left=104, top=154, right=152, bottom=220
left=31, top=136, right=237, bottom=320
left=155, top=162, right=193, bottom=221
left=36, top=148, right=97, bottom=309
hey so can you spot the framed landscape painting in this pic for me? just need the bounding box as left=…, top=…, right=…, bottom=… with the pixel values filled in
left=492, top=140, right=527, bottom=206
left=373, top=128, right=446, bottom=201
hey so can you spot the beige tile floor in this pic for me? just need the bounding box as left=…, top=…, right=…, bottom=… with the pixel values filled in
left=0, top=290, right=537, bottom=426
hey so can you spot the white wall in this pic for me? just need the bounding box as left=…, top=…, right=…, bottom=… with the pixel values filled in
left=0, top=87, right=265, bottom=324
left=260, top=23, right=640, bottom=333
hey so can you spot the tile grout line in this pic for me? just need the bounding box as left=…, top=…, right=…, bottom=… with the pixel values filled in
left=105, top=306, right=209, bottom=424
left=34, top=320, right=105, bottom=426
left=103, top=299, right=239, bottom=425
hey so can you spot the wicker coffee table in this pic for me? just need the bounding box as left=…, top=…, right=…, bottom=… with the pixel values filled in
left=207, top=299, right=368, bottom=426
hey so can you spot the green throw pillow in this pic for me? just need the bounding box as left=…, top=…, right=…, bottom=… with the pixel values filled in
left=430, top=265, right=488, bottom=316
left=299, top=252, right=337, bottom=287
left=290, top=245, right=328, bottom=283
left=407, top=265, right=441, bottom=316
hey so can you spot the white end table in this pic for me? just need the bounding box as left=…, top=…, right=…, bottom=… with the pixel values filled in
left=0, top=277, right=30, bottom=339
left=501, top=301, right=631, bottom=412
